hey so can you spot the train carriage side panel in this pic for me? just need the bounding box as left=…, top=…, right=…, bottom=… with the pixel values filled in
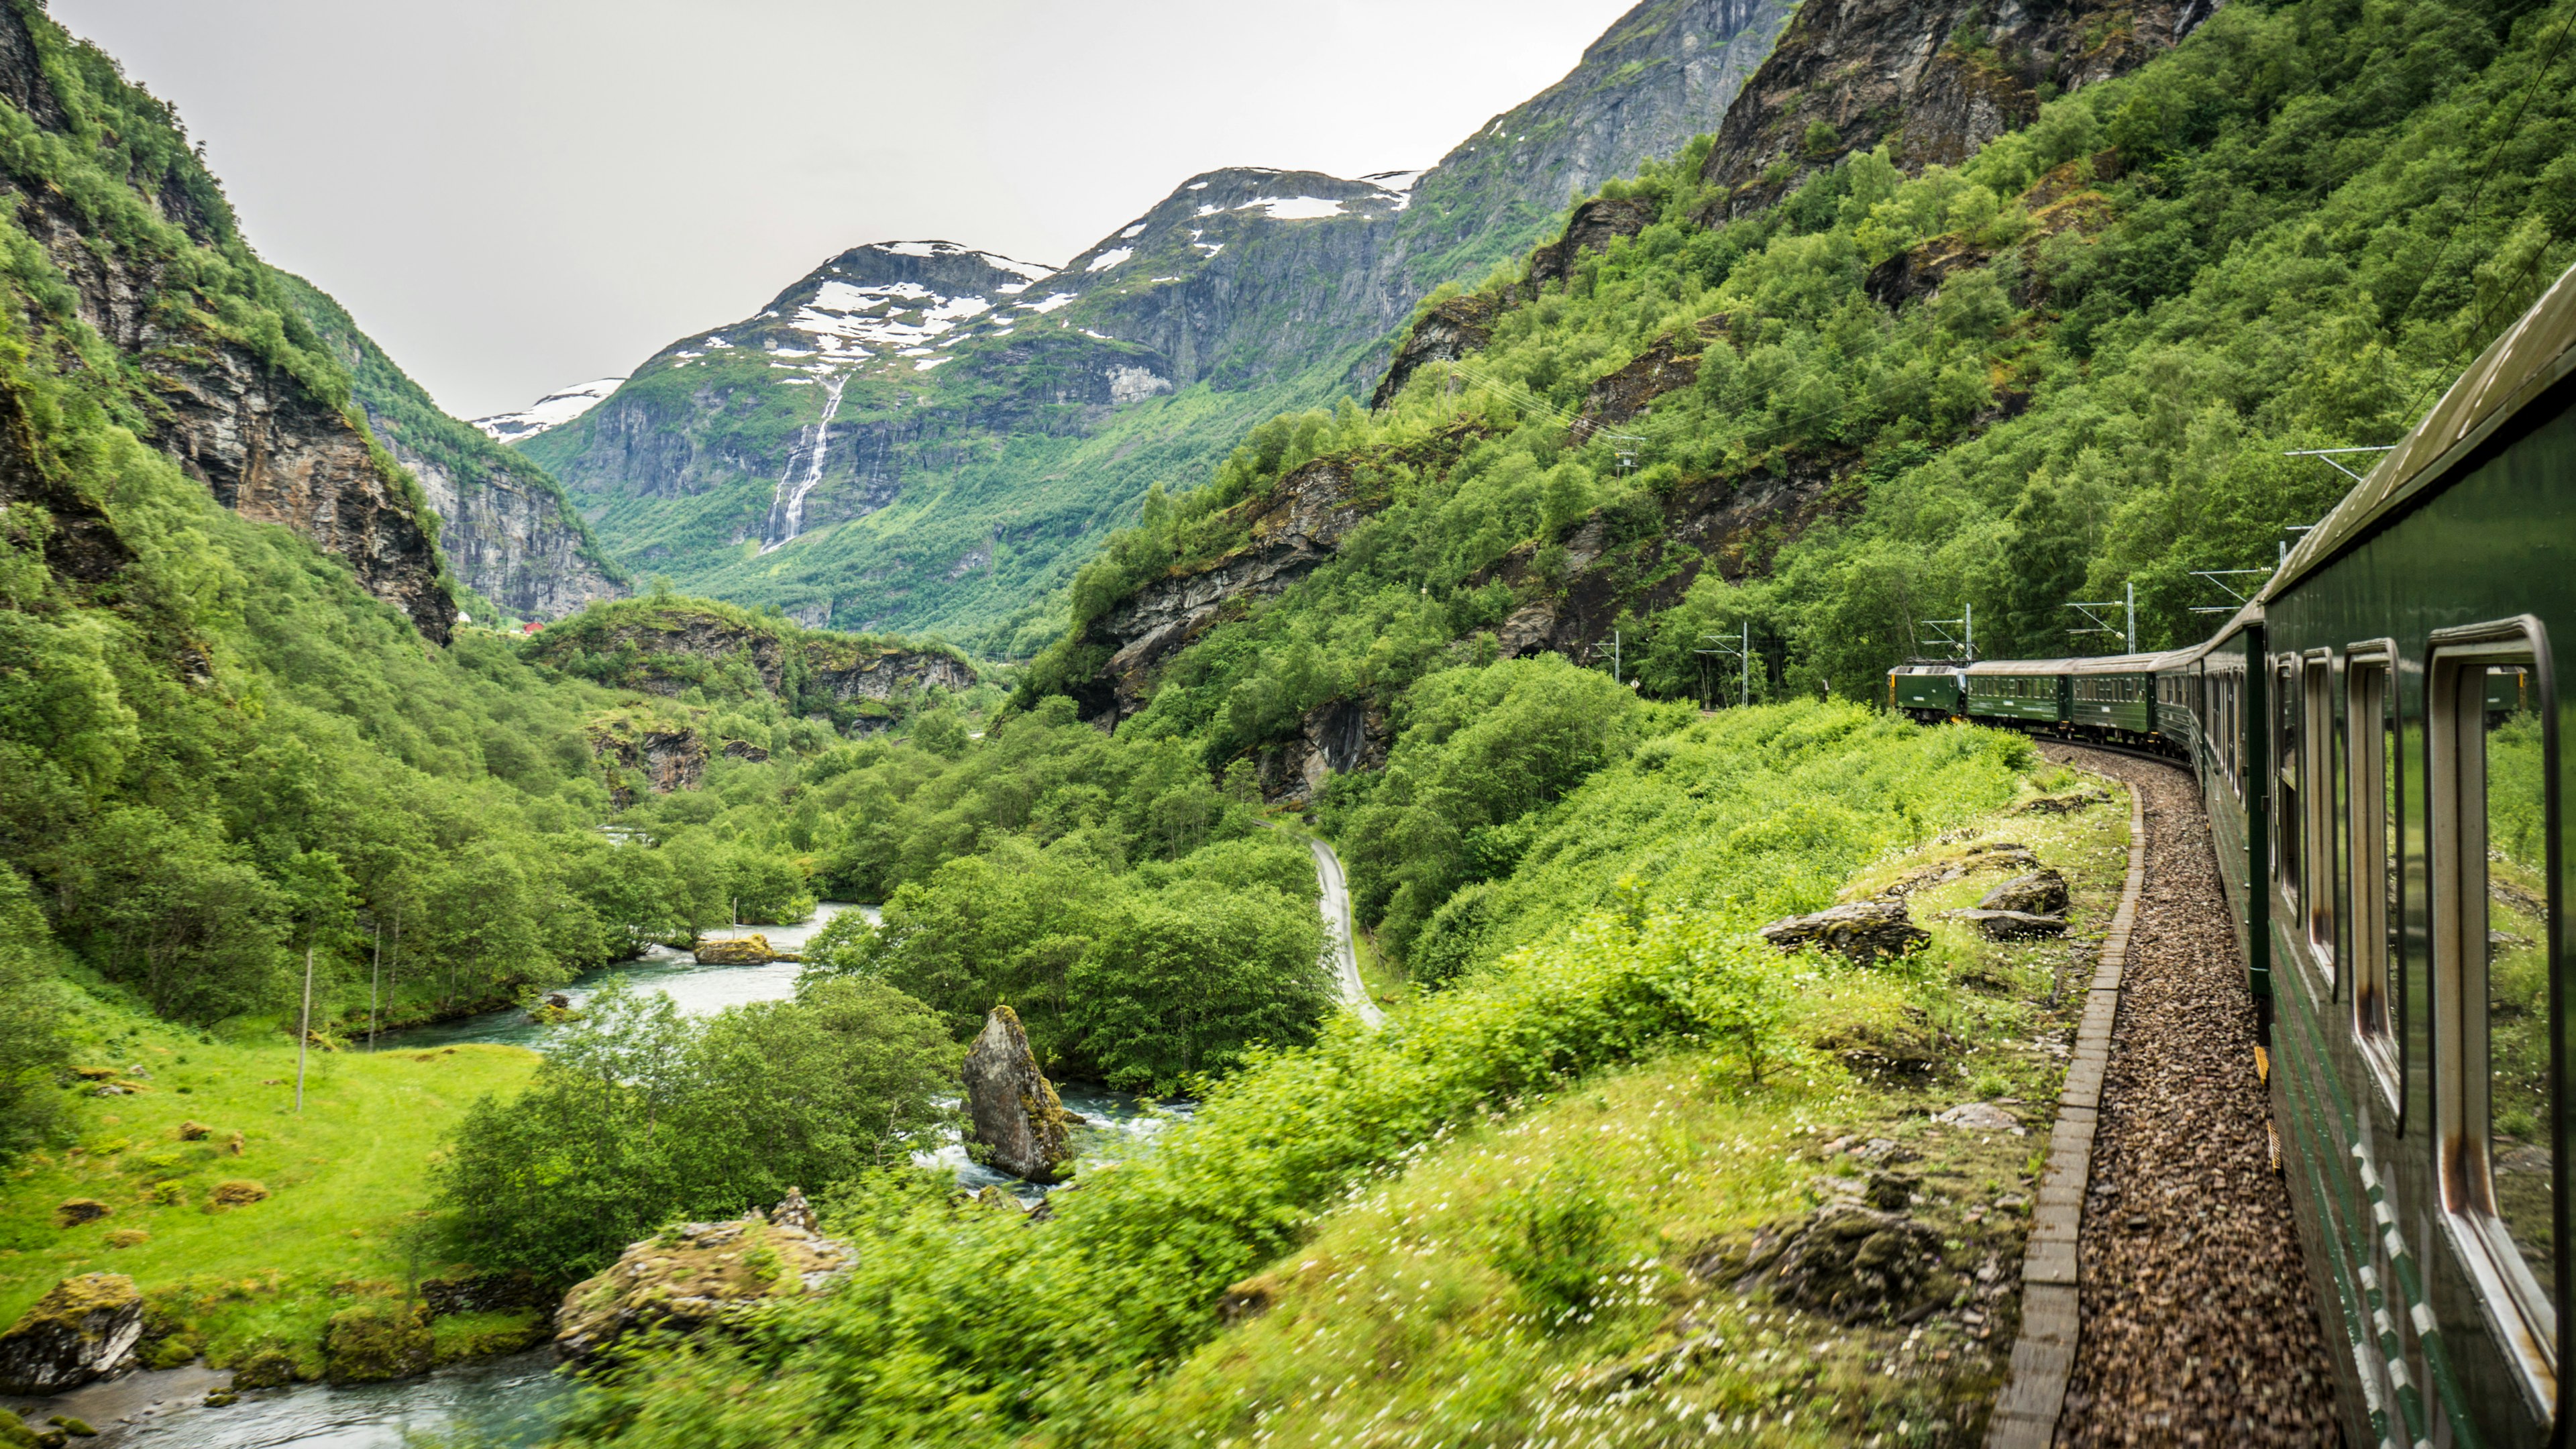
left=2253, top=398, right=2576, bottom=1448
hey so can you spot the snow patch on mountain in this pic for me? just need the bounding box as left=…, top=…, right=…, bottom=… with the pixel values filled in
left=474, top=377, right=625, bottom=443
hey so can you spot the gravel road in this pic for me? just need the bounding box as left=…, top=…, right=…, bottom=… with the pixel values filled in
left=2043, top=745, right=2341, bottom=1446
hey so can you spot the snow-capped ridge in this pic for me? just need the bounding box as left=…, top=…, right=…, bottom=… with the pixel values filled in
left=473, top=378, right=624, bottom=444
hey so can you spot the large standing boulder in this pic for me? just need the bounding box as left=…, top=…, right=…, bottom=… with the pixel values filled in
left=961, top=1006, right=1075, bottom=1185
left=553, top=1214, right=851, bottom=1366
left=1758, top=900, right=1929, bottom=964
left=0, top=1274, right=143, bottom=1393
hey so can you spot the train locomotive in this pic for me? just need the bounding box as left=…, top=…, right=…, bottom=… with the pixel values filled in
left=1889, top=261, right=2576, bottom=1447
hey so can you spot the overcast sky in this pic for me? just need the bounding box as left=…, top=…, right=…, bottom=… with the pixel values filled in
left=53, top=1, right=1641, bottom=419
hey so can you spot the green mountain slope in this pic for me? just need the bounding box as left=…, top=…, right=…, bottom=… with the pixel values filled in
left=515, top=0, right=1799, bottom=655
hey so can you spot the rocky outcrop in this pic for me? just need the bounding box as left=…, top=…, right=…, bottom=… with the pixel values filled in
left=553, top=1214, right=851, bottom=1366
left=140, top=344, right=453, bottom=642
left=1479, top=452, right=1858, bottom=664
left=0, top=1274, right=142, bottom=1394
left=1738, top=1205, right=1954, bottom=1322
left=1978, top=869, right=2069, bottom=916
left=1862, top=156, right=2121, bottom=309
left=586, top=723, right=709, bottom=805
left=806, top=645, right=977, bottom=703
left=378, top=426, right=621, bottom=622
left=1372, top=293, right=1502, bottom=409
left=1525, top=196, right=1662, bottom=289
left=1758, top=900, right=1930, bottom=963
left=530, top=600, right=973, bottom=706
left=961, top=1006, right=1075, bottom=1185
left=1697, top=0, right=2207, bottom=219
left=694, top=934, right=800, bottom=966
left=1085, top=456, right=1383, bottom=722
left=1574, top=328, right=1710, bottom=437
left=1255, top=698, right=1393, bottom=806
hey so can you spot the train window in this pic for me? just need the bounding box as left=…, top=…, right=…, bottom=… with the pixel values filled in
left=2431, top=633, right=2557, bottom=1394
left=2349, top=657, right=2398, bottom=1101
left=2303, top=659, right=2334, bottom=975
left=2277, top=662, right=2303, bottom=914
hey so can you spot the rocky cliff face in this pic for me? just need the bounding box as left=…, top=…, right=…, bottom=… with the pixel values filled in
left=1071, top=453, right=1387, bottom=722
left=0, top=7, right=455, bottom=642
left=1697, top=0, right=2209, bottom=217
left=512, top=0, right=1799, bottom=647
left=280, top=278, right=625, bottom=622
left=528, top=599, right=975, bottom=703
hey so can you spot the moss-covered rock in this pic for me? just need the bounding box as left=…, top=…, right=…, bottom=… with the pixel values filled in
left=0, top=1273, right=143, bottom=1394
left=322, top=1301, right=432, bottom=1383
left=229, top=1346, right=298, bottom=1390
left=553, top=1214, right=850, bottom=1366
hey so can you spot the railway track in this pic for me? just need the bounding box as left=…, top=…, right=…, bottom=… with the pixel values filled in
left=2038, top=745, right=2341, bottom=1446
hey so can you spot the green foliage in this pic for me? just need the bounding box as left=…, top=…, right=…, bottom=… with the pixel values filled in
left=547, top=702, right=2021, bottom=1446
left=0, top=867, right=64, bottom=1157
left=1488, top=1168, right=1621, bottom=1325
left=1067, top=877, right=1329, bottom=1091
left=1332, top=655, right=1652, bottom=957
left=435, top=975, right=957, bottom=1277
left=812, top=826, right=1324, bottom=1085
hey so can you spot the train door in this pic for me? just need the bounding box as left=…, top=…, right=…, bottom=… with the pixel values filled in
left=2429, top=623, right=2559, bottom=1421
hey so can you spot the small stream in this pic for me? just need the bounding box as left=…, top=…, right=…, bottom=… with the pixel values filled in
left=50, top=904, right=1183, bottom=1448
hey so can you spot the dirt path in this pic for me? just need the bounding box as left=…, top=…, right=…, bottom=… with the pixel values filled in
left=2043, top=745, right=2340, bottom=1446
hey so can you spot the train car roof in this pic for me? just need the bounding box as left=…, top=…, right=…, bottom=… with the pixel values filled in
left=2272, top=258, right=2576, bottom=597
left=1962, top=653, right=2180, bottom=676
left=1964, top=657, right=2074, bottom=675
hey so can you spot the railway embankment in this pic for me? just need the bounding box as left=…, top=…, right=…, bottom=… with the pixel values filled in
left=2004, top=747, right=2340, bottom=1444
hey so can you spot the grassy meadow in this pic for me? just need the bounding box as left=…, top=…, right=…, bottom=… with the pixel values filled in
left=0, top=991, right=536, bottom=1373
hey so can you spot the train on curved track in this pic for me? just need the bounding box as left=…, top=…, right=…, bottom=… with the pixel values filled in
left=1889, top=262, right=2576, bottom=1447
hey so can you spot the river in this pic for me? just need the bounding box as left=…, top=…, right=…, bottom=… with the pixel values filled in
left=44, top=904, right=1181, bottom=1448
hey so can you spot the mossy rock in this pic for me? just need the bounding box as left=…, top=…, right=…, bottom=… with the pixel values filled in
left=229, top=1346, right=298, bottom=1390
left=52, top=1199, right=108, bottom=1228
left=0, top=1274, right=143, bottom=1394
left=142, top=1332, right=197, bottom=1370
left=207, top=1180, right=268, bottom=1209
left=322, top=1302, right=432, bottom=1383
left=44, top=1419, right=94, bottom=1439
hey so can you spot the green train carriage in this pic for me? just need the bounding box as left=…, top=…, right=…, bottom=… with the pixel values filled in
left=1955, top=259, right=2576, bottom=1446
left=1964, top=659, right=2072, bottom=724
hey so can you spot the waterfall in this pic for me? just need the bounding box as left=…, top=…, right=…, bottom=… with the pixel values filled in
left=761, top=373, right=849, bottom=553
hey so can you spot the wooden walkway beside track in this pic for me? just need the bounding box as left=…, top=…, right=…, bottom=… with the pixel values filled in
left=1988, top=747, right=2339, bottom=1446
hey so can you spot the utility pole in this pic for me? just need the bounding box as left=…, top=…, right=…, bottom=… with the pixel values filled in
left=295, top=944, right=314, bottom=1113
left=1588, top=631, right=1624, bottom=684
left=2125, top=580, right=2136, bottom=654
left=1697, top=625, right=1754, bottom=708
left=368, top=918, right=382, bottom=1054
left=1920, top=606, right=1974, bottom=663
left=2065, top=596, right=2127, bottom=649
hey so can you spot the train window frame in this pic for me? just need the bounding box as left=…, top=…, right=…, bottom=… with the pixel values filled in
left=2303, top=652, right=2337, bottom=982
left=2429, top=617, right=2562, bottom=1417
left=2277, top=658, right=2304, bottom=920
left=2347, top=644, right=2400, bottom=1112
